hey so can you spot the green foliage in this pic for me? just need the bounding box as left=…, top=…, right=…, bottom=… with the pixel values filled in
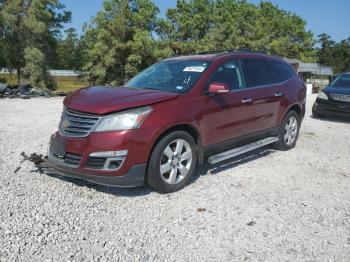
left=317, top=34, right=350, bottom=74
left=54, top=28, right=86, bottom=70
left=83, top=0, right=173, bottom=85
left=157, top=0, right=316, bottom=61
left=0, top=1, right=5, bottom=68
left=1, top=0, right=345, bottom=89
left=0, top=0, right=70, bottom=88
left=22, top=47, right=55, bottom=89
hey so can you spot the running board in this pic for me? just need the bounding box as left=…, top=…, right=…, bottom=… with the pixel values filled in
left=208, top=137, right=279, bottom=164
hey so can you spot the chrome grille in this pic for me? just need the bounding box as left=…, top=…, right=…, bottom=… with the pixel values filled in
left=59, top=108, right=100, bottom=137
left=330, top=93, right=350, bottom=103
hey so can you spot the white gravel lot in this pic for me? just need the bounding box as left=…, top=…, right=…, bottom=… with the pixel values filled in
left=0, top=94, right=349, bottom=262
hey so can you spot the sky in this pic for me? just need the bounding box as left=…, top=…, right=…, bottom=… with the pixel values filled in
left=60, top=0, right=350, bottom=42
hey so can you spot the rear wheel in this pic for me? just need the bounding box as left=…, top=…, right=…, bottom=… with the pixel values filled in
left=147, top=131, right=198, bottom=193
left=273, top=110, right=300, bottom=151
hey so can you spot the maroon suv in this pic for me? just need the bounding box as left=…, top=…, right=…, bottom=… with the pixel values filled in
left=47, top=51, right=306, bottom=193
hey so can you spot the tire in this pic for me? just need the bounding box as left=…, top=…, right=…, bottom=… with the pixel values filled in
left=312, top=103, right=325, bottom=118
left=273, top=110, right=301, bottom=151
left=147, top=131, right=198, bottom=193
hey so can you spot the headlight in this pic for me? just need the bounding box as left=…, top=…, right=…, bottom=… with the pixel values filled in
left=317, top=91, right=328, bottom=100
left=93, top=106, right=153, bottom=132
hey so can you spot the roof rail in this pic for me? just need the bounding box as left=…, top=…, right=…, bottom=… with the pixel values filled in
left=196, top=49, right=268, bottom=56
left=168, top=48, right=269, bottom=59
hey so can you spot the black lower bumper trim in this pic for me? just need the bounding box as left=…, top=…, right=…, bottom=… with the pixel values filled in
left=41, top=159, right=146, bottom=188
left=313, top=101, right=350, bottom=117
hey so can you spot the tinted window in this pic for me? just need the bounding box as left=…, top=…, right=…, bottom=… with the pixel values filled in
left=241, top=59, right=274, bottom=88
left=331, top=74, right=350, bottom=87
left=209, top=61, right=244, bottom=90
left=126, top=60, right=210, bottom=93
left=270, top=61, right=294, bottom=83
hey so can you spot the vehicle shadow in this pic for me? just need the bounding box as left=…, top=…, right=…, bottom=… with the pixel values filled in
left=190, top=146, right=275, bottom=184
left=310, top=114, right=350, bottom=124
left=42, top=146, right=275, bottom=197
left=44, top=172, right=154, bottom=197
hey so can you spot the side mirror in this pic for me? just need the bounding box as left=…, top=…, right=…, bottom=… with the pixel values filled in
left=207, top=82, right=230, bottom=95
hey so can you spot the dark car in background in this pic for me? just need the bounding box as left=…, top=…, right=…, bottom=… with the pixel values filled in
left=46, top=51, right=306, bottom=193
left=313, top=72, right=350, bottom=118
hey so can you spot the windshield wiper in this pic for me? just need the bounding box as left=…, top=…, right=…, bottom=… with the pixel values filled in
left=140, top=87, right=161, bottom=91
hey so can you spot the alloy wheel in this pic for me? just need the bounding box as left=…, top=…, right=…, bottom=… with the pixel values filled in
left=284, top=116, right=298, bottom=145
left=159, top=139, right=193, bottom=184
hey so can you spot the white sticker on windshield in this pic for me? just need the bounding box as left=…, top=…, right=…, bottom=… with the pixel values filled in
left=176, top=86, right=184, bottom=90
left=183, top=66, right=205, bottom=73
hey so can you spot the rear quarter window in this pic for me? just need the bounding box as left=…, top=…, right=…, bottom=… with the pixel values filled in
left=270, top=61, right=295, bottom=83
left=241, top=58, right=274, bottom=88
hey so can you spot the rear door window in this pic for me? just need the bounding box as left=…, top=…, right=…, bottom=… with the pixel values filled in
left=241, top=59, right=274, bottom=88
left=270, top=61, right=295, bottom=83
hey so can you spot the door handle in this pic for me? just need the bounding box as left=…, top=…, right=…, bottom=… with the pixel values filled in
left=275, top=92, right=284, bottom=97
left=241, top=98, right=253, bottom=104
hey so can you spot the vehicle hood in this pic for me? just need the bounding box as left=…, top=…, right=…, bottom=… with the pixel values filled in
left=323, top=86, right=350, bottom=95
left=64, top=86, right=179, bottom=115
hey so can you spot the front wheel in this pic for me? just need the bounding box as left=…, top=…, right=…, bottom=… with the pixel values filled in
left=147, top=131, right=198, bottom=193
left=273, top=110, right=301, bottom=151
left=312, top=103, right=325, bottom=118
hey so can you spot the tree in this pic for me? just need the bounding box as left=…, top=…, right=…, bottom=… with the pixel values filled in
left=317, top=34, right=350, bottom=73
left=333, top=38, right=350, bottom=73
left=157, top=0, right=316, bottom=61
left=0, top=0, right=5, bottom=69
left=0, top=0, right=70, bottom=88
left=157, top=0, right=213, bottom=54
left=1, top=0, right=26, bottom=80
left=54, top=28, right=85, bottom=70
left=22, top=46, right=54, bottom=89
left=83, top=0, right=172, bottom=85
left=254, top=2, right=315, bottom=61
left=317, top=33, right=335, bottom=66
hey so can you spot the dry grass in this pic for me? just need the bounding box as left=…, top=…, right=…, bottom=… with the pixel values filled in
left=0, top=73, right=89, bottom=93
left=53, top=76, right=89, bottom=93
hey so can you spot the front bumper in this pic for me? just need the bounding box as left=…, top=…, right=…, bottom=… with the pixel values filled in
left=45, top=127, right=159, bottom=187
left=313, top=98, right=350, bottom=117
left=42, top=157, right=146, bottom=187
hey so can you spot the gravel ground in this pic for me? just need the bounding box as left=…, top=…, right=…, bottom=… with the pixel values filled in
left=0, top=94, right=349, bottom=262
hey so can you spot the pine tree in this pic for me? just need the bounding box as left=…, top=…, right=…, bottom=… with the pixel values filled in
left=83, top=0, right=172, bottom=85
left=0, top=0, right=70, bottom=88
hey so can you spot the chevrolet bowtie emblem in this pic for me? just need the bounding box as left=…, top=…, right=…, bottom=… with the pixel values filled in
left=62, top=119, right=71, bottom=129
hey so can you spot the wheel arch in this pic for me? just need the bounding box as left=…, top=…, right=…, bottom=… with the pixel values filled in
left=285, top=103, right=303, bottom=119
left=149, top=124, right=204, bottom=166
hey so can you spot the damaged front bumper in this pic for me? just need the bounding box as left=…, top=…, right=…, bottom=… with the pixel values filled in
left=39, top=157, right=146, bottom=188
left=40, top=130, right=152, bottom=188
left=313, top=98, right=350, bottom=117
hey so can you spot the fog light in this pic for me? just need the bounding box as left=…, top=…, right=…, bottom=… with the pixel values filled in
left=87, top=150, right=128, bottom=171
left=90, top=150, right=128, bottom=158
left=108, top=159, right=123, bottom=169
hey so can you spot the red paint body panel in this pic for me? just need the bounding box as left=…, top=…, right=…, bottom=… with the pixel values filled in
left=64, top=86, right=179, bottom=115
left=51, top=52, right=306, bottom=180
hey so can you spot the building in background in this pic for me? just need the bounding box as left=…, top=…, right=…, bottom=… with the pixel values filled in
left=284, top=58, right=333, bottom=93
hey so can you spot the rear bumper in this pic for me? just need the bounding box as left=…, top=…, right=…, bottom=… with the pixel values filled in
left=313, top=99, right=350, bottom=117
left=42, top=158, right=146, bottom=188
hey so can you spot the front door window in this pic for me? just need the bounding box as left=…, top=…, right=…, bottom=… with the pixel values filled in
left=209, top=61, right=244, bottom=91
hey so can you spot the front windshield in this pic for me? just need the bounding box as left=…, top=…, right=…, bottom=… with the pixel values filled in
left=126, top=60, right=210, bottom=93
left=331, top=74, right=350, bottom=88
